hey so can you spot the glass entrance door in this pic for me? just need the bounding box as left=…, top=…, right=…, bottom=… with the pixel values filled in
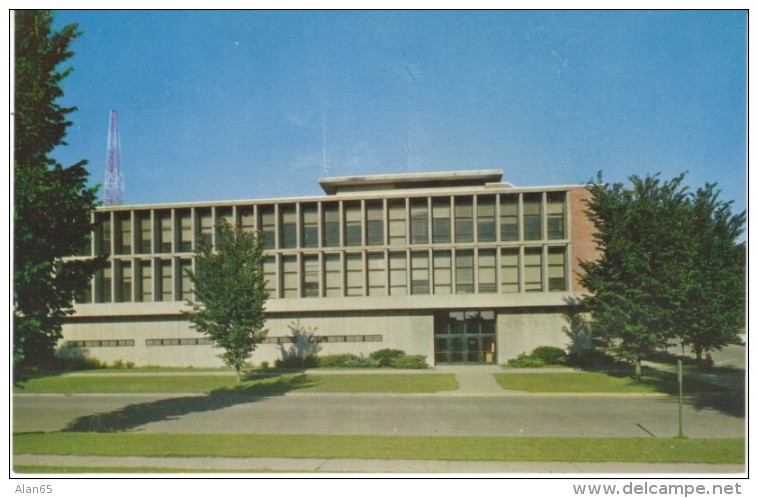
left=434, top=310, right=497, bottom=364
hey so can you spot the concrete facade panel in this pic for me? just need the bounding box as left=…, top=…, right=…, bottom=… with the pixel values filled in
left=497, top=311, right=569, bottom=363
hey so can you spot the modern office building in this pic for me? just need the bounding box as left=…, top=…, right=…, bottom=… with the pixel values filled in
left=62, top=170, right=597, bottom=367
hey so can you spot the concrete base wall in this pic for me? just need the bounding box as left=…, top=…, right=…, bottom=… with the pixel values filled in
left=62, top=308, right=570, bottom=368
left=62, top=312, right=434, bottom=368
left=497, top=310, right=570, bottom=363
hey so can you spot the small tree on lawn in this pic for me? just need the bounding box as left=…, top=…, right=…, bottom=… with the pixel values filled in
left=184, top=219, right=269, bottom=381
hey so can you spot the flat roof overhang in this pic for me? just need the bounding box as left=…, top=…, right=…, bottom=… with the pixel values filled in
left=319, top=169, right=503, bottom=195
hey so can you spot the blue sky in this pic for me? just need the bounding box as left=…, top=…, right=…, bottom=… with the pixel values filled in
left=50, top=10, right=747, bottom=213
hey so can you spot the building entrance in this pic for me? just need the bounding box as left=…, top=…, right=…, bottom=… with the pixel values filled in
left=434, top=310, right=497, bottom=364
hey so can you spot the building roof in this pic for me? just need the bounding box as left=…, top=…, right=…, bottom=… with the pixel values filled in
left=318, top=169, right=504, bottom=195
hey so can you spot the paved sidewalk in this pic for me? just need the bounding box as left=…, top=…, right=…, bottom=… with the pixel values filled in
left=13, top=454, right=745, bottom=475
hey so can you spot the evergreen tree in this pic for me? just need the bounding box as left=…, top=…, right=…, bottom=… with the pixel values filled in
left=579, top=173, right=744, bottom=378
left=184, top=220, right=269, bottom=381
left=14, top=11, right=104, bottom=379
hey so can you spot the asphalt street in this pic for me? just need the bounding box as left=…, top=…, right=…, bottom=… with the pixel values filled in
left=13, top=391, right=744, bottom=438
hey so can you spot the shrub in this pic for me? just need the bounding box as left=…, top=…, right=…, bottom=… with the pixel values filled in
left=389, top=354, right=428, bottom=369
left=369, top=349, right=406, bottom=367
left=566, top=349, right=618, bottom=369
left=317, top=354, right=358, bottom=368
left=259, top=361, right=269, bottom=370
left=53, top=346, right=103, bottom=371
left=341, top=355, right=381, bottom=368
left=274, top=354, right=318, bottom=369
left=507, top=353, right=545, bottom=368
left=530, top=346, right=567, bottom=366
left=111, top=359, right=126, bottom=369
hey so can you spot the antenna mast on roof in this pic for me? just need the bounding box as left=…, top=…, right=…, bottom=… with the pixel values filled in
left=104, top=109, right=124, bottom=205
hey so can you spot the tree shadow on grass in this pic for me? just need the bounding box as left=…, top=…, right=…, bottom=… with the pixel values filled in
left=60, top=374, right=314, bottom=433
left=601, top=367, right=745, bottom=418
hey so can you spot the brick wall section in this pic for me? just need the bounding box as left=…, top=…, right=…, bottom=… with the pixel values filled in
left=569, top=187, right=599, bottom=293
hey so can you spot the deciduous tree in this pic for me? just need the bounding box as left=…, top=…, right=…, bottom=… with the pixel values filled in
left=184, top=220, right=269, bottom=381
left=579, top=173, right=745, bottom=378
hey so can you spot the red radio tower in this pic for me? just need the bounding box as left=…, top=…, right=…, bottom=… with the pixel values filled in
left=104, top=109, right=124, bottom=205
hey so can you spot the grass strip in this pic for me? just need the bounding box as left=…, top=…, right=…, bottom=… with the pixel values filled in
left=13, top=465, right=255, bottom=474
left=494, top=372, right=731, bottom=394
left=13, top=373, right=457, bottom=394
left=12, top=433, right=743, bottom=464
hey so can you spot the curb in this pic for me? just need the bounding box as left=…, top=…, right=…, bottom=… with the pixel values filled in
left=12, top=454, right=746, bottom=475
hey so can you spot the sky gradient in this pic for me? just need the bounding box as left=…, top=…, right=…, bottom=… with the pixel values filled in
left=50, top=10, right=747, bottom=214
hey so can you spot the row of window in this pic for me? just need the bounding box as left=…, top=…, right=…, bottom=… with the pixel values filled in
left=263, top=246, right=569, bottom=299
left=79, top=258, right=193, bottom=304
left=261, top=335, right=383, bottom=344
left=77, top=244, right=569, bottom=304
left=65, top=336, right=383, bottom=348
left=65, top=340, right=135, bottom=348
left=78, top=191, right=568, bottom=256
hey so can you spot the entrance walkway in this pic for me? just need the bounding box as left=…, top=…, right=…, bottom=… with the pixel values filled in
left=434, top=365, right=504, bottom=393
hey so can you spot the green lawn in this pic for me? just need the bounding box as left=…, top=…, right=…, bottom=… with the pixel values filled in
left=494, top=371, right=731, bottom=394
left=14, top=465, right=244, bottom=474
left=12, top=433, right=743, bottom=465
left=14, top=373, right=457, bottom=394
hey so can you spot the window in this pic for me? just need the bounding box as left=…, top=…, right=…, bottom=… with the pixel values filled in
left=301, top=204, right=319, bottom=248
left=367, top=252, right=386, bottom=296
left=345, top=202, right=362, bottom=246
left=345, top=253, right=363, bottom=296
left=477, top=196, right=496, bottom=242
left=117, top=261, right=132, bottom=302
left=115, top=212, right=131, bottom=254
left=524, top=247, right=542, bottom=292
left=260, top=206, right=276, bottom=249
left=303, top=255, right=320, bottom=297
left=500, top=195, right=519, bottom=241
left=97, top=265, right=112, bottom=303
left=239, top=206, right=255, bottom=233
left=433, top=250, right=452, bottom=295
left=282, top=255, right=298, bottom=298
left=217, top=207, right=233, bottom=227
left=432, top=198, right=451, bottom=243
left=177, top=209, right=192, bottom=252
left=454, top=197, right=473, bottom=243
left=366, top=201, right=384, bottom=246
left=157, top=260, right=172, bottom=302
left=197, top=208, right=213, bottom=247
left=323, top=203, right=340, bottom=247
left=263, top=256, right=277, bottom=298
left=411, top=251, right=430, bottom=295
left=136, top=211, right=151, bottom=254
left=455, top=249, right=474, bottom=294
left=324, top=254, right=342, bottom=297
left=410, top=199, right=428, bottom=244
left=155, top=210, right=172, bottom=253
left=388, top=200, right=407, bottom=246
left=500, top=248, right=519, bottom=293
left=96, top=214, right=111, bottom=255
left=547, top=192, right=566, bottom=239
left=523, top=193, right=542, bottom=241
left=280, top=205, right=297, bottom=249
left=179, top=259, right=193, bottom=300
left=389, top=251, right=407, bottom=295
left=137, top=259, right=152, bottom=302
left=478, top=249, right=496, bottom=293
left=548, top=246, right=567, bottom=291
